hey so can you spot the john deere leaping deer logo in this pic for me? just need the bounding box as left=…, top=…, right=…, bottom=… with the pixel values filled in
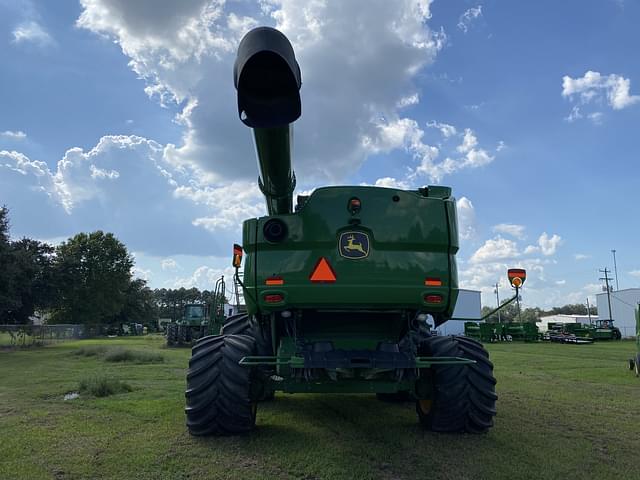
left=339, top=232, right=370, bottom=259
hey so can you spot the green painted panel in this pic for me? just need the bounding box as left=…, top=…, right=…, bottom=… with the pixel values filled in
left=242, top=185, right=459, bottom=316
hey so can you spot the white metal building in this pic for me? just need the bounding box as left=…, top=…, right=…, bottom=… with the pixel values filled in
left=595, top=288, right=640, bottom=338
left=536, top=314, right=598, bottom=333
left=436, top=289, right=482, bottom=335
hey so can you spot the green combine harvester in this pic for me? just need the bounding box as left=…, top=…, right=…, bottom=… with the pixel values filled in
left=629, top=306, right=640, bottom=377
left=184, top=26, right=505, bottom=436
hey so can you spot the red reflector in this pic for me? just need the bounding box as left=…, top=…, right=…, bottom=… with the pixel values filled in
left=265, top=277, right=284, bottom=286
left=310, top=257, right=337, bottom=283
left=264, top=294, right=284, bottom=303
left=424, top=278, right=442, bottom=286
left=424, top=295, right=443, bottom=304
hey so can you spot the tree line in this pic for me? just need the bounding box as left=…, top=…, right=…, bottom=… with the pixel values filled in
left=0, top=207, right=224, bottom=327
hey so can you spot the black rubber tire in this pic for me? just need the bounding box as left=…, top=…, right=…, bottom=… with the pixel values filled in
left=167, top=324, right=178, bottom=346
left=185, top=334, right=257, bottom=436
left=613, top=329, right=622, bottom=340
left=220, top=313, right=253, bottom=335
left=221, top=314, right=271, bottom=353
left=629, top=358, right=636, bottom=371
left=221, top=314, right=274, bottom=401
left=416, top=335, right=497, bottom=433
left=178, top=325, right=189, bottom=345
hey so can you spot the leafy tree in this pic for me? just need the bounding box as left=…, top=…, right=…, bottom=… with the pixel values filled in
left=0, top=208, right=56, bottom=323
left=51, top=231, right=133, bottom=325
left=0, top=206, right=16, bottom=318
left=117, top=278, right=158, bottom=325
left=5, top=238, right=56, bottom=324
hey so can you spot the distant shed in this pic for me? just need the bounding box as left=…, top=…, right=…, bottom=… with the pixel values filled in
left=595, top=288, right=640, bottom=338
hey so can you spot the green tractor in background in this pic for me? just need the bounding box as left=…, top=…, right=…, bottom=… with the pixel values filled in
left=185, top=26, right=500, bottom=436
left=628, top=306, right=640, bottom=377
left=547, top=319, right=621, bottom=342
left=588, top=319, right=622, bottom=340
left=166, top=304, right=208, bottom=346
left=167, top=277, right=228, bottom=346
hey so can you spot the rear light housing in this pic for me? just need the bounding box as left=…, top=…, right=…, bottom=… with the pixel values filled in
left=424, top=294, right=443, bottom=304
left=264, top=294, right=284, bottom=303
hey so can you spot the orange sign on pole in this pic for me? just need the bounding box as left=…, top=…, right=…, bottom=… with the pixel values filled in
left=507, top=268, right=526, bottom=288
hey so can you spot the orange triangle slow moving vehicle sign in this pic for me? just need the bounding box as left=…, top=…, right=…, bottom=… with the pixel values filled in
left=309, top=257, right=337, bottom=283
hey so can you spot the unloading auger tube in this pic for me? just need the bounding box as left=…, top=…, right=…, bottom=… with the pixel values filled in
left=234, top=26, right=301, bottom=215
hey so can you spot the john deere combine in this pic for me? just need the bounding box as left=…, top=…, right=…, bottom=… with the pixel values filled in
left=185, top=26, right=499, bottom=435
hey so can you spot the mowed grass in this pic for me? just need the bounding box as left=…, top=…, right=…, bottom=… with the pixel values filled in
left=1, top=336, right=639, bottom=480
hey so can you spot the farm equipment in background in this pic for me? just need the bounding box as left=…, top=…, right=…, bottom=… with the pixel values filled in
left=167, top=276, right=230, bottom=346
left=588, top=319, right=622, bottom=340
left=545, top=319, right=621, bottom=344
left=464, top=321, right=539, bottom=342
left=628, top=305, right=639, bottom=377
left=166, top=304, right=209, bottom=346
left=120, top=323, right=144, bottom=336
left=207, top=276, right=228, bottom=336
left=183, top=27, right=530, bottom=436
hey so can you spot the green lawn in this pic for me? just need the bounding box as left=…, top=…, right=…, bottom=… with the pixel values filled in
left=1, top=337, right=638, bottom=480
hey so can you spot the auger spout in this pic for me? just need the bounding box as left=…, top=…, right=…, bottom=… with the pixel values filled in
left=234, top=26, right=301, bottom=215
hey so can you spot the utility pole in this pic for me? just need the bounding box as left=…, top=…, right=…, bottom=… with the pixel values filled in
left=494, top=283, right=501, bottom=323
left=586, top=298, right=592, bottom=324
left=611, top=249, right=619, bottom=291
left=599, top=268, right=614, bottom=322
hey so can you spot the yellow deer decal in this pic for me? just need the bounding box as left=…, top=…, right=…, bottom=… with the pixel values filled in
left=343, top=234, right=366, bottom=255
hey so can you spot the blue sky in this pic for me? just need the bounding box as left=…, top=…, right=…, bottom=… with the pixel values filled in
left=1, top=0, right=639, bottom=309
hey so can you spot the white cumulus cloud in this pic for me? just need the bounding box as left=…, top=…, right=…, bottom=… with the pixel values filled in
left=492, top=223, right=525, bottom=239
left=0, top=130, right=27, bottom=140
left=470, top=236, right=519, bottom=264
left=161, top=258, right=179, bottom=271
left=457, top=6, right=482, bottom=33
left=456, top=196, right=476, bottom=240
left=538, top=232, right=562, bottom=256
left=77, top=0, right=448, bottom=185
left=12, top=21, right=54, bottom=46
left=562, top=70, right=640, bottom=111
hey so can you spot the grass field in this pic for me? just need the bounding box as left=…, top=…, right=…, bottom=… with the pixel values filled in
left=1, top=336, right=638, bottom=480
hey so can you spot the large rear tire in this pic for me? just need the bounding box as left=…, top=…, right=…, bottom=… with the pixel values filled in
left=220, top=314, right=275, bottom=401
left=416, top=335, right=497, bottom=433
left=185, top=334, right=257, bottom=436
left=167, top=323, right=178, bottom=346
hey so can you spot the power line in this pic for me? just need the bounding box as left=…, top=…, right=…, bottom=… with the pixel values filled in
left=599, top=268, right=614, bottom=321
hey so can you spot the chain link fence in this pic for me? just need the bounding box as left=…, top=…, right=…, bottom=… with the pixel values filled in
left=0, top=324, right=87, bottom=347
